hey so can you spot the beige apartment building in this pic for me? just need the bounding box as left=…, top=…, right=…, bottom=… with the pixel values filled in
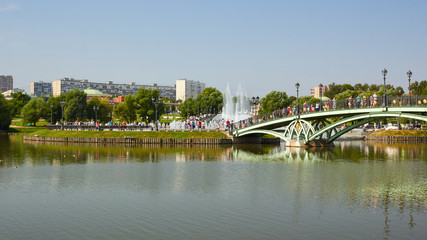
left=310, top=85, right=329, bottom=98
left=176, top=79, right=206, bottom=101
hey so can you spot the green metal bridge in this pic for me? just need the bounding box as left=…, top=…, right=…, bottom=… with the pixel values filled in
left=232, top=104, right=427, bottom=145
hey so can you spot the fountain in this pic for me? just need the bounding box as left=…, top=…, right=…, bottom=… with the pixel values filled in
left=221, top=83, right=252, bottom=123
left=168, top=83, right=252, bottom=130
left=204, top=83, right=251, bottom=129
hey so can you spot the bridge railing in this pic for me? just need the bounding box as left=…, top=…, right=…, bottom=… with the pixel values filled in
left=231, top=95, right=427, bottom=132
left=46, top=125, right=154, bottom=131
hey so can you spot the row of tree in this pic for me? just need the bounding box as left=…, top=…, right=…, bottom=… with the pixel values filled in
left=259, top=81, right=427, bottom=113
left=178, top=87, right=223, bottom=117
left=0, top=86, right=224, bottom=131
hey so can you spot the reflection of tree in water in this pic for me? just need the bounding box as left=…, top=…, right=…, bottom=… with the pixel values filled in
left=232, top=141, right=426, bottom=237
left=336, top=140, right=427, bottom=161
left=0, top=135, right=27, bottom=167
left=349, top=180, right=425, bottom=239
left=9, top=135, right=234, bottom=165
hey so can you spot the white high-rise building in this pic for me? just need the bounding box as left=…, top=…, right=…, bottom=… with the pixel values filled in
left=176, top=79, right=206, bottom=101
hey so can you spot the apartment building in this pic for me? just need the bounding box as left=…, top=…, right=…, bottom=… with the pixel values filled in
left=176, top=79, right=206, bottom=101
left=52, top=78, right=176, bottom=99
left=310, top=85, right=329, bottom=98
left=31, top=81, right=52, bottom=97
left=0, top=75, right=13, bottom=93
left=1, top=88, right=26, bottom=100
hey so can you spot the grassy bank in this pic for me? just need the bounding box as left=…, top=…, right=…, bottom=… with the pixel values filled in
left=7, top=127, right=41, bottom=134
left=11, top=119, right=49, bottom=127
left=27, top=129, right=229, bottom=139
left=368, top=130, right=427, bottom=137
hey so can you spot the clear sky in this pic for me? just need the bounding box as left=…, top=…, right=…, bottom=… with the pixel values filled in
left=1, top=0, right=426, bottom=97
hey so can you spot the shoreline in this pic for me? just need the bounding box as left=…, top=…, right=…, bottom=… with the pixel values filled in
left=366, top=135, right=427, bottom=142
left=23, top=135, right=234, bottom=144
left=23, top=135, right=281, bottom=145
left=5, top=128, right=427, bottom=144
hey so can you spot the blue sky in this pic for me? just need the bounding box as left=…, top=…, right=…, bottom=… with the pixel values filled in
left=1, top=0, right=426, bottom=97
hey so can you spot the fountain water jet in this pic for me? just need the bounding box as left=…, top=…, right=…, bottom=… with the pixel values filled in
left=221, top=83, right=251, bottom=125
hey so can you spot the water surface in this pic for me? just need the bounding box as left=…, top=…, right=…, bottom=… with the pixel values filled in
left=0, top=135, right=426, bottom=239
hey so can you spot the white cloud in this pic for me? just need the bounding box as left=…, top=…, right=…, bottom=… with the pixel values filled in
left=0, top=2, right=18, bottom=12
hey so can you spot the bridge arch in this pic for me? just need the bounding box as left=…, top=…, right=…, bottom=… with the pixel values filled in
left=234, top=129, right=289, bottom=140
left=308, top=112, right=427, bottom=143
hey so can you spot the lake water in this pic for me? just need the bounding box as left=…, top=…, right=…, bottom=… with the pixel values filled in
left=0, top=135, right=426, bottom=240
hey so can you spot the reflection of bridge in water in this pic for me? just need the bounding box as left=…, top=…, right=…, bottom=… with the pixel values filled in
left=232, top=145, right=338, bottom=163
left=233, top=95, right=427, bottom=146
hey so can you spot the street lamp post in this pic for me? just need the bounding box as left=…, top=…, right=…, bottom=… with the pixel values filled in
left=151, top=96, right=159, bottom=131
left=295, top=82, right=300, bottom=118
left=407, top=70, right=412, bottom=106
left=166, top=106, right=170, bottom=127
left=93, top=105, right=99, bottom=130
left=60, top=100, right=65, bottom=130
left=251, top=96, right=260, bottom=115
left=50, top=103, right=53, bottom=125
left=319, top=83, right=323, bottom=112
left=382, top=68, right=388, bottom=107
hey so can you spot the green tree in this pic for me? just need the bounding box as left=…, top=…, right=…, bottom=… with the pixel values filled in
left=178, top=98, right=197, bottom=118
left=334, top=90, right=360, bottom=100
left=113, top=95, right=137, bottom=123
left=195, top=87, right=223, bottom=114
left=324, top=83, right=354, bottom=99
left=41, top=96, right=65, bottom=124
left=134, top=88, right=164, bottom=123
left=9, top=91, right=31, bottom=117
left=0, top=94, right=13, bottom=130
left=291, top=96, right=317, bottom=106
left=64, top=89, right=87, bottom=122
left=258, top=91, right=295, bottom=114
left=86, top=97, right=113, bottom=123
left=21, top=97, right=46, bottom=125
left=409, top=80, right=427, bottom=95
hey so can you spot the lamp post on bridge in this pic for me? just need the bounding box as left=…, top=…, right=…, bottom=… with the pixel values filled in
left=251, top=96, right=259, bottom=116
left=407, top=70, right=412, bottom=106
left=295, top=82, right=300, bottom=119
left=319, top=83, right=323, bottom=112
left=382, top=68, right=388, bottom=107
left=60, top=100, right=65, bottom=130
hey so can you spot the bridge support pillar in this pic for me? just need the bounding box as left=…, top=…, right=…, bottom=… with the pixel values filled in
left=285, top=140, right=307, bottom=148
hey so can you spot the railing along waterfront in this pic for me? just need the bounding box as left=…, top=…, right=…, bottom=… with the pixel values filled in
left=231, top=95, right=427, bottom=131
left=46, top=125, right=226, bottom=132
left=46, top=125, right=154, bottom=131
